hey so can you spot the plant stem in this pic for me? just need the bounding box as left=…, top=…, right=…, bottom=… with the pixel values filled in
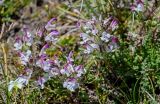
left=1, top=44, right=10, bottom=104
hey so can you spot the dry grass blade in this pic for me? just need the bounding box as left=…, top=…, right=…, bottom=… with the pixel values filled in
left=0, top=23, right=5, bottom=40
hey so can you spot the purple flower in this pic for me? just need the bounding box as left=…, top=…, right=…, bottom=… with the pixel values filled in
left=37, top=77, right=47, bottom=89
left=45, top=18, right=57, bottom=31
left=47, top=18, right=57, bottom=25
left=8, top=75, right=29, bottom=92
left=80, top=33, right=93, bottom=44
left=66, top=51, right=74, bottom=63
left=48, top=67, right=60, bottom=78
left=37, top=30, right=43, bottom=37
left=103, top=17, right=112, bottom=25
left=45, top=30, right=59, bottom=43
left=18, top=75, right=30, bottom=85
left=53, top=56, right=60, bottom=67
left=14, top=37, right=23, bottom=50
left=110, top=19, right=118, bottom=31
left=83, top=21, right=94, bottom=34
left=92, top=29, right=98, bottom=35
left=131, top=0, right=144, bottom=12
left=60, top=63, right=74, bottom=76
left=84, top=43, right=99, bottom=54
left=63, top=78, right=79, bottom=91
left=111, top=37, right=119, bottom=43
left=36, top=59, right=53, bottom=72
left=39, top=44, right=49, bottom=56
left=60, top=51, right=74, bottom=76
left=49, top=30, right=59, bottom=36
left=19, top=50, right=32, bottom=65
left=100, top=32, right=111, bottom=42
left=107, top=37, right=119, bottom=52
left=76, top=21, right=81, bottom=28
left=22, top=28, right=33, bottom=46
left=25, top=68, right=32, bottom=78
left=61, top=54, right=85, bottom=77
left=75, top=65, right=86, bottom=77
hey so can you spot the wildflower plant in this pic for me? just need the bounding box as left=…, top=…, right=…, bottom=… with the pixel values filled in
left=79, top=16, right=119, bottom=54
left=9, top=13, right=120, bottom=104
left=1, top=0, right=160, bottom=103
left=10, top=18, right=86, bottom=92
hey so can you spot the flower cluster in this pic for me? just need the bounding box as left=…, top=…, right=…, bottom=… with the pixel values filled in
left=60, top=51, right=86, bottom=91
left=9, top=18, right=85, bottom=92
left=8, top=68, right=32, bottom=91
left=130, top=0, right=144, bottom=12
left=80, top=16, right=119, bottom=54
left=10, top=16, right=119, bottom=92
left=9, top=28, right=34, bottom=91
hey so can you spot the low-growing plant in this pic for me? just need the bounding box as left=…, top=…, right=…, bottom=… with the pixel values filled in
left=0, top=0, right=160, bottom=103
